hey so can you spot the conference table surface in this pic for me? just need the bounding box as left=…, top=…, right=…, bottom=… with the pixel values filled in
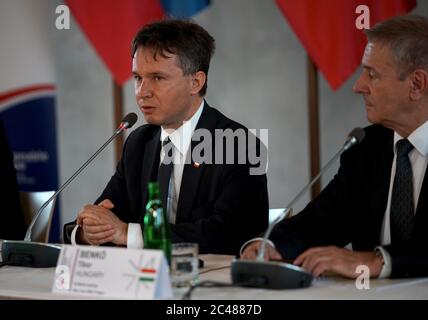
left=0, top=254, right=427, bottom=300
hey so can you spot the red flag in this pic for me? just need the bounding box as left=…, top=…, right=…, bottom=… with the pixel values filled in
left=66, top=0, right=164, bottom=85
left=276, top=0, right=416, bottom=90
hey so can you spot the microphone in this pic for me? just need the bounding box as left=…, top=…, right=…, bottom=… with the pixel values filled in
left=1, top=113, right=138, bottom=268
left=231, top=127, right=365, bottom=289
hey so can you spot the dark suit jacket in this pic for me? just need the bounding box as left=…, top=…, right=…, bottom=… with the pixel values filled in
left=64, top=103, right=269, bottom=254
left=270, top=124, right=428, bottom=278
left=0, top=118, right=26, bottom=240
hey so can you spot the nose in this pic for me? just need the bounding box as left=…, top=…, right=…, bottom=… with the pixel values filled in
left=353, top=72, right=369, bottom=94
left=135, top=78, right=153, bottom=100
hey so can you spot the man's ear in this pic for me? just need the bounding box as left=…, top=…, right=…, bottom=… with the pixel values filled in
left=409, top=69, right=428, bottom=101
left=190, top=71, right=206, bottom=96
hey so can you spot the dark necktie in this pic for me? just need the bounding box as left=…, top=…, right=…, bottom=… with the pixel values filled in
left=157, top=137, right=174, bottom=213
left=390, top=139, right=414, bottom=243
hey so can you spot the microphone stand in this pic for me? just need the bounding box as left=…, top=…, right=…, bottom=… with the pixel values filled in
left=24, top=127, right=123, bottom=242
left=231, top=129, right=364, bottom=289
left=1, top=116, right=136, bottom=268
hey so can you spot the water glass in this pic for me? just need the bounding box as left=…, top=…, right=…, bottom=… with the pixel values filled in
left=170, top=243, right=199, bottom=287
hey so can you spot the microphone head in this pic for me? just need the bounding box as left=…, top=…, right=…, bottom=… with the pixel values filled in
left=121, top=112, right=138, bottom=129
left=348, top=127, right=365, bottom=144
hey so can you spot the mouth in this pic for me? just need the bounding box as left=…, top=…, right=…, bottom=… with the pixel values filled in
left=362, top=95, right=372, bottom=107
left=140, top=106, right=156, bottom=113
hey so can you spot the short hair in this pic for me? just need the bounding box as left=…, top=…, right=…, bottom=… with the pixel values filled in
left=365, top=15, right=428, bottom=80
left=131, top=19, right=215, bottom=96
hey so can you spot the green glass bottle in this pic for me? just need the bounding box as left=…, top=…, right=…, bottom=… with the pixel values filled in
left=143, top=182, right=171, bottom=264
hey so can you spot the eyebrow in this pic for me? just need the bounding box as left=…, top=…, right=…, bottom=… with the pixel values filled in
left=131, top=71, right=168, bottom=77
left=362, top=65, right=379, bottom=74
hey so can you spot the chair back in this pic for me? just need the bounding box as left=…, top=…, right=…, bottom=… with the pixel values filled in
left=20, top=191, right=56, bottom=243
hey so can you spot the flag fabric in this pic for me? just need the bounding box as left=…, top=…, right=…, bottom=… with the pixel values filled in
left=161, top=0, right=210, bottom=18
left=66, top=0, right=164, bottom=85
left=275, top=0, right=417, bottom=90
left=0, top=1, right=61, bottom=242
left=66, top=0, right=211, bottom=85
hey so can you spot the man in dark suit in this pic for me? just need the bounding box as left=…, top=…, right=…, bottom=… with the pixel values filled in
left=64, top=20, right=268, bottom=255
left=242, top=15, right=428, bottom=278
left=0, top=117, right=26, bottom=240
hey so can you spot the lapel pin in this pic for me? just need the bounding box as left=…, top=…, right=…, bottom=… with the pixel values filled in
left=193, top=162, right=200, bottom=168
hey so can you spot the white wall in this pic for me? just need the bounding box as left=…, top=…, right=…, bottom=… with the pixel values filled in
left=40, top=0, right=427, bottom=231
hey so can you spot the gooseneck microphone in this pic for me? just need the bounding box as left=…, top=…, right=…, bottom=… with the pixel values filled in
left=256, top=127, right=365, bottom=261
left=1, top=113, right=138, bottom=268
left=24, top=112, right=137, bottom=242
left=231, top=127, right=365, bottom=289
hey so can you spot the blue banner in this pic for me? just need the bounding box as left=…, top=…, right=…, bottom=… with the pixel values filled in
left=161, top=0, right=210, bottom=18
left=0, top=86, right=60, bottom=243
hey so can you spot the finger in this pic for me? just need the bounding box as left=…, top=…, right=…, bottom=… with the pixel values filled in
left=77, top=207, right=93, bottom=225
left=241, top=243, right=259, bottom=260
left=243, top=248, right=258, bottom=260
left=81, top=217, right=101, bottom=226
left=84, top=224, right=114, bottom=233
left=251, top=243, right=270, bottom=261
left=76, top=216, right=83, bottom=226
left=293, top=252, right=307, bottom=266
left=263, top=246, right=273, bottom=261
left=86, top=234, right=115, bottom=244
left=300, top=252, right=320, bottom=272
left=312, top=261, right=329, bottom=277
left=82, top=204, right=103, bottom=212
left=80, top=216, right=102, bottom=226
left=302, top=253, right=331, bottom=274
left=82, top=204, right=112, bottom=216
left=79, top=211, right=105, bottom=223
left=297, top=246, right=341, bottom=271
left=85, top=229, right=115, bottom=241
left=241, top=247, right=254, bottom=259
left=88, top=236, right=114, bottom=246
left=83, top=223, right=113, bottom=234
left=77, top=206, right=90, bottom=217
left=78, top=214, right=102, bottom=226
left=268, top=247, right=282, bottom=260
left=98, top=199, right=115, bottom=210
left=294, top=247, right=327, bottom=265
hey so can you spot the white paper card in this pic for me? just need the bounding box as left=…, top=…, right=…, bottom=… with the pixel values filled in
left=52, top=245, right=172, bottom=299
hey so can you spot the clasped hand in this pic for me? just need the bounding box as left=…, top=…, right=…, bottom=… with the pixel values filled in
left=76, top=199, right=127, bottom=246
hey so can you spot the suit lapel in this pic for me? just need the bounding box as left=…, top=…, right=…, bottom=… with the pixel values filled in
left=176, top=143, right=206, bottom=223
left=176, top=104, right=216, bottom=223
left=139, top=129, right=161, bottom=222
left=414, top=163, right=428, bottom=238
left=416, top=169, right=428, bottom=214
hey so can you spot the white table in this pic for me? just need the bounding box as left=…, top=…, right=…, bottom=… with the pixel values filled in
left=1, top=255, right=427, bottom=300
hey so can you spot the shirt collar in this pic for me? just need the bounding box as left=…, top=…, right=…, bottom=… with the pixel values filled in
left=393, top=119, right=428, bottom=157
left=160, top=100, right=204, bottom=156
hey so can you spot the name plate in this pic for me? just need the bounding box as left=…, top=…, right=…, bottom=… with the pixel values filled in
left=52, top=245, right=172, bottom=299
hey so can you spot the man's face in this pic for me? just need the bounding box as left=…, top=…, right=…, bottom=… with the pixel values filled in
left=353, top=42, right=412, bottom=130
left=132, top=47, right=197, bottom=129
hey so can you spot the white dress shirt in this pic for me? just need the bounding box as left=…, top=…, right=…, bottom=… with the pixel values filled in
left=377, top=120, right=428, bottom=277
left=159, top=101, right=204, bottom=224
left=71, top=101, right=205, bottom=249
